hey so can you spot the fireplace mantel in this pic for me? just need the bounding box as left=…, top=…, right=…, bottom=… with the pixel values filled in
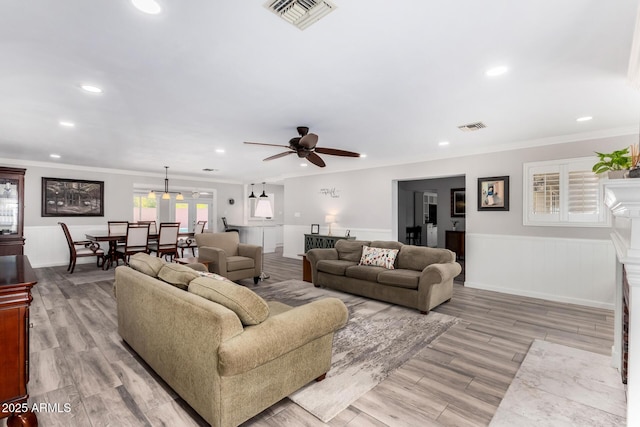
left=604, top=179, right=640, bottom=424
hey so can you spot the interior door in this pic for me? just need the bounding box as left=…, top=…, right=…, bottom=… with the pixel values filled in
left=174, top=199, right=213, bottom=232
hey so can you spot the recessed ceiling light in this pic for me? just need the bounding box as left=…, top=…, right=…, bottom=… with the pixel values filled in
left=50, top=154, right=61, bottom=159
left=81, top=84, right=103, bottom=94
left=300, top=163, right=308, bottom=167
left=485, top=66, right=509, bottom=77
left=131, top=0, right=162, bottom=14
left=438, top=141, right=450, bottom=146
left=59, top=121, right=75, bottom=127
left=215, top=149, right=225, bottom=154
left=576, top=116, right=593, bottom=122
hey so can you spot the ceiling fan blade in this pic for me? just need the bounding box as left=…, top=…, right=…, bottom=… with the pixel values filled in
left=314, top=147, right=361, bottom=157
left=263, top=151, right=294, bottom=161
left=244, top=141, right=290, bottom=148
left=299, top=133, right=318, bottom=149
left=307, top=152, right=326, bottom=167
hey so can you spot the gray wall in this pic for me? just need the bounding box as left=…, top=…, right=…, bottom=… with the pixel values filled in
left=284, top=133, right=636, bottom=242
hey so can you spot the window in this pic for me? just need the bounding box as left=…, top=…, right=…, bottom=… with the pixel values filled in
left=524, top=157, right=609, bottom=227
left=133, top=194, right=157, bottom=223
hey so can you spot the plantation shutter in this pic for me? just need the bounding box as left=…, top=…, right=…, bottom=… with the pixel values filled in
left=524, top=157, right=608, bottom=227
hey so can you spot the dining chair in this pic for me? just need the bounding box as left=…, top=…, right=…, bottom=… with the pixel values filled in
left=59, top=222, right=105, bottom=273
left=148, top=222, right=180, bottom=261
left=115, top=223, right=150, bottom=266
left=177, top=220, right=207, bottom=257
left=108, top=221, right=129, bottom=235
left=137, top=220, right=157, bottom=235
left=222, top=217, right=239, bottom=234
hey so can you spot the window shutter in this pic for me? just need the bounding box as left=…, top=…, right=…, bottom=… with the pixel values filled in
left=532, top=172, right=560, bottom=214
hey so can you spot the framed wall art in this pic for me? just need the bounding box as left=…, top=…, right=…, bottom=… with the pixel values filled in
left=310, top=224, right=320, bottom=234
left=42, top=177, right=104, bottom=217
left=477, top=176, right=509, bottom=211
left=450, top=188, right=466, bottom=217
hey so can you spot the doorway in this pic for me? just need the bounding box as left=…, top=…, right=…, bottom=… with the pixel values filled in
left=174, top=197, right=215, bottom=232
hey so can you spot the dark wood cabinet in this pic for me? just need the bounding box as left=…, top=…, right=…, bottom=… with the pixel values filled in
left=0, top=167, right=26, bottom=256
left=0, top=255, right=38, bottom=425
left=304, top=234, right=355, bottom=253
left=445, top=230, right=465, bottom=260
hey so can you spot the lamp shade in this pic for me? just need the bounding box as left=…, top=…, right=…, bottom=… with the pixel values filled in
left=325, top=215, right=336, bottom=224
left=254, top=199, right=273, bottom=218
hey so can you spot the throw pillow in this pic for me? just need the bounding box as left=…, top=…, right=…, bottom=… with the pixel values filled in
left=129, top=253, right=166, bottom=277
left=188, top=277, right=269, bottom=326
left=157, top=263, right=200, bottom=290
left=359, top=245, right=399, bottom=269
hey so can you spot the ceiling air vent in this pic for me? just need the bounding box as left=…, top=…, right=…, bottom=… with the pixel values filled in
left=264, top=0, right=337, bottom=30
left=457, top=121, right=487, bottom=132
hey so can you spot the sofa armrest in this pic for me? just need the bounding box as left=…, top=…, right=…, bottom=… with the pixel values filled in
left=306, top=248, right=339, bottom=284
left=420, top=262, right=462, bottom=287
left=218, top=297, right=348, bottom=376
left=186, top=262, right=208, bottom=272
left=198, top=247, right=228, bottom=276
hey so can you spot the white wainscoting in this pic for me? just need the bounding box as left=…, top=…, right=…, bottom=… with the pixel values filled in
left=24, top=224, right=109, bottom=268
left=466, top=233, right=617, bottom=309
left=283, top=225, right=393, bottom=259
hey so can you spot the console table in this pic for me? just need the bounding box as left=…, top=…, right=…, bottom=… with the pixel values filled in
left=304, top=234, right=355, bottom=253
left=0, top=255, right=38, bottom=426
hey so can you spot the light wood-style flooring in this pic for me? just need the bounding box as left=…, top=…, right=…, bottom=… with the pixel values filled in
left=2, top=250, right=615, bottom=426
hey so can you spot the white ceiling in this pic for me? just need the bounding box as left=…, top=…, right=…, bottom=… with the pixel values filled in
left=1, top=0, right=639, bottom=183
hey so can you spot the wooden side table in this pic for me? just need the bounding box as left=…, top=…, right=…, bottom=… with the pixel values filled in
left=174, top=257, right=211, bottom=269
left=300, top=254, right=311, bottom=283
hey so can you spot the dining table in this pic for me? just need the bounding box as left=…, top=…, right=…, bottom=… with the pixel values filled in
left=85, top=231, right=194, bottom=270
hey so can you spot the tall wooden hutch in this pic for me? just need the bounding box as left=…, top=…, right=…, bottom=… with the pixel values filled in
left=0, top=167, right=26, bottom=256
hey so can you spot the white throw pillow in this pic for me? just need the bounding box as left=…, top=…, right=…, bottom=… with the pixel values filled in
left=359, top=245, right=399, bottom=269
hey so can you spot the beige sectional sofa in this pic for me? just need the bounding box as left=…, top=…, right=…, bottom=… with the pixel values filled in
left=307, top=240, right=461, bottom=314
left=114, top=253, right=348, bottom=427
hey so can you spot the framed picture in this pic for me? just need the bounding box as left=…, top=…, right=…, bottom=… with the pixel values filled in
left=345, top=229, right=351, bottom=237
left=42, top=177, right=104, bottom=217
left=450, top=188, right=465, bottom=217
left=310, top=224, right=320, bottom=234
left=478, top=176, right=509, bottom=211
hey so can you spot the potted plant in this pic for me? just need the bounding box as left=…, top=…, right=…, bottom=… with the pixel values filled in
left=592, top=148, right=632, bottom=179
left=630, top=143, right=640, bottom=178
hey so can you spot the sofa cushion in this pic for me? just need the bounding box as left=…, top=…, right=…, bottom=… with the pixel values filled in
left=335, top=239, right=370, bottom=262
left=128, top=253, right=166, bottom=277
left=188, top=277, right=269, bottom=325
left=157, top=263, right=200, bottom=290
left=226, top=256, right=255, bottom=272
left=397, top=246, right=455, bottom=271
left=359, top=245, right=399, bottom=269
left=370, top=241, right=404, bottom=251
left=195, top=232, right=239, bottom=256
left=345, top=265, right=387, bottom=281
left=317, top=259, right=358, bottom=276
left=377, top=269, right=421, bottom=289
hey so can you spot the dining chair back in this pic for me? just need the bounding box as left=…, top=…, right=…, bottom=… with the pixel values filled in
left=149, top=222, right=180, bottom=260
left=221, top=217, right=239, bottom=234
left=59, top=222, right=105, bottom=273
left=115, top=223, right=150, bottom=265
left=138, top=220, right=157, bottom=235
left=108, top=221, right=129, bottom=235
left=178, top=220, right=207, bottom=257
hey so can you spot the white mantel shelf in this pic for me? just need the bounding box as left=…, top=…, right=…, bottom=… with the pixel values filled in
left=604, top=179, right=640, bottom=425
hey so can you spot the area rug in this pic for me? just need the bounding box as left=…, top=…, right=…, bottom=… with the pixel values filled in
left=490, top=340, right=626, bottom=427
left=251, top=280, right=458, bottom=422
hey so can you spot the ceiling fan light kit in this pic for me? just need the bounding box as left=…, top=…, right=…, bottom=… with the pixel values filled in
left=244, top=126, right=361, bottom=168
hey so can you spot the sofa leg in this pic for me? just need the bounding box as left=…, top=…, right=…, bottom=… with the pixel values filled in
left=313, top=284, right=320, bottom=288
left=253, top=276, right=259, bottom=284
left=315, top=373, right=327, bottom=382
left=419, top=310, right=428, bottom=315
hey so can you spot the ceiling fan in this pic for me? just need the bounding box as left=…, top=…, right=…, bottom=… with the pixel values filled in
left=244, top=126, right=361, bottom=167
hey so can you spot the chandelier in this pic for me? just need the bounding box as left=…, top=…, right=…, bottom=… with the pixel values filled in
left=147, top=166, right=184, bottom=200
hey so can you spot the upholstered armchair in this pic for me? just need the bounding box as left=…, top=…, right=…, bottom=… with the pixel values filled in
left=195, top=232, right=262, bottom=284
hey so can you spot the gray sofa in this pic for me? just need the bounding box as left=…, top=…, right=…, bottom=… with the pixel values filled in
left=114, top=253, right=348, bottom=427
left=307, top=240, right=461, bottom=314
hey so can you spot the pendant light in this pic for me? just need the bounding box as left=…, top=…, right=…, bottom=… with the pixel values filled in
left=148, top=166, right=183, bottom=200
left=248, top=183, right=256, bottom=199
left=259, top=182, right=268, bottom=198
